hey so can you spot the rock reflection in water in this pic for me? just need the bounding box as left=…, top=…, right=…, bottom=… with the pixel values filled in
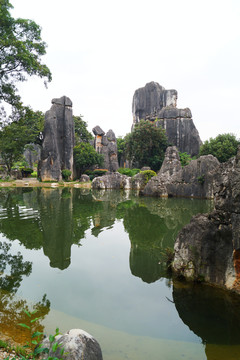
left=173, top=281, right=240, bottom=358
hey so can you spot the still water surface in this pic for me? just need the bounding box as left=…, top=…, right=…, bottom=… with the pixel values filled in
left=0, top=188, right=240, bottom=359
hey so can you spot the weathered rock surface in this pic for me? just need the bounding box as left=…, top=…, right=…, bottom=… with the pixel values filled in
left=92, top=127, right=119, bottom=172
left=172, top=146, right=240, bottom=293
left=40, top=96, right=74, bottom=181
left=132, top=82, right=202, bottom=156
left=92, top=172, right=131, bottom=189
left=143, top=146, right=220, bottom=198
left=23, top=144, right=41, bottom=168
left=80, top=174, right=90, bottom=182
left=39, top=329, right=102, bottom=360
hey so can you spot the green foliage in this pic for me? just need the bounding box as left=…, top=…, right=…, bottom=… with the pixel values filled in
left=2, top=309, right=64, bottom=360
left=197, top=175, right=205, bottom=185
left=117, top=137, right=126, bottom=165
left=0, top=108, right=44, bottom=173
left=125, top=120, right=168, bottom=171
left=140, top=170, right=157, bottom=184
left=118, top=167, right=140, bottom=177
left=199, top=133, right=240, bottom=163
left=22, top=168, right=33, bottom=177
left=73, top=115, right=93, bottom=145
left=74, top=143, right=104, bottom=176
left=61, top=169, right=72, bottom=181
left=0, top=0, right=52, bottom=109
left=31, top=171, right=37, bottom=178
left=179, top=152, right=192, bottom=167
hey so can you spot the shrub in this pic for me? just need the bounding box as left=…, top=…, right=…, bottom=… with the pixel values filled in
left=179, top=152, right=192, bottom=167
left=140, top=170, right=157, bottom=183
left=118, top=168, right=140, bottom=177
left=31, top=171, right=38, bottom=178
left=62, top=169, right=72, bottom=181
left=22, top=168, right=33, bottom=177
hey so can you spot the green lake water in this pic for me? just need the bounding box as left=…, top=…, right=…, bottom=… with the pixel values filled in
left=1, top=187, right=240, bottom=359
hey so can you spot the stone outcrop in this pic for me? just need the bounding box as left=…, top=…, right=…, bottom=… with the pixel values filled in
left=40, top=96, right=74, bottom=181
left=172, top=146, right=240, bottom=293
left=92, top=172, right=131, bottom=190
left=23, top=144, right=41, bottom=169
left=39, top=329, right=103, bottom=360
left=132, top=82, right=202, bottom=156
left=92, top=126, right=119, bottom=172
left=143, top=146, right=220, bottom=199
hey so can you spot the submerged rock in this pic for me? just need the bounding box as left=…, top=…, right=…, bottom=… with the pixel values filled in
left=172, top=146, right=240, bottom=293
left=39, top=329, right=103, bottom=360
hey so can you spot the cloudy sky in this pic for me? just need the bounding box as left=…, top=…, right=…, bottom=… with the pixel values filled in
left=11, top=0, right=240, bottom=141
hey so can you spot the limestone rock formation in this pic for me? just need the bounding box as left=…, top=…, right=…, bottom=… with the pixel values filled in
left=92, top=126, right=119, bottom=172
left=92, top=172, right=131, bottom=190
left=23, top=144, right=41, bottom=168
left=80, top=174, right=90, bottom=182
left=172, top=146, right=240, bottom=293
left=40, top=96, right=74, bottom=181
left=132, top=82, right=202, bottom=156
left=143, top=146, right=220, bottom=198
left=39, top=329, right=103, bottom=360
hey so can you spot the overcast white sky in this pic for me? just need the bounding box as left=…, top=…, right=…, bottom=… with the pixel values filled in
left=11, top=0, right=240, bottom=141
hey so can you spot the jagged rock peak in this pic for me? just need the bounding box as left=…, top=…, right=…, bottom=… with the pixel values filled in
left=51, top=96, right=72, bottom=107
left=132, top=81, right=178, bottom=123
left=92, top=125, right=105, bottom=136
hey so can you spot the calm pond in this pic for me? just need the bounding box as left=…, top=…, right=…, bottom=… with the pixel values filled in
left=0, top=188, right=240, bottom=360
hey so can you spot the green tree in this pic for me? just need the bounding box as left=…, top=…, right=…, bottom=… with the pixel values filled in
left=0, top=0, right=51, bottom=109
left=117, top=136, right=126, bottom=166
left=73, top=143, right=103, bottom=176
left=199, top=133, right=240, bottom=163
left=125, top=120, right=168, bottom=171
left=0, top=107, right=44, bottom=173
left=73, top=115, right=93, bottom=145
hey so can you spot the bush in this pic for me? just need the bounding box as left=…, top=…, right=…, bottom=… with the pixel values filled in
left=31, top=171, right=38, bottom=178
left=93, top=169, right=108, bottom=176
left=140, top=170, right=157, bottom=183
left=179, top=152, right=192, bottom=167
left=22, top=168, right=33, bottom=177
left=118, top=168, right=140, bottom=177
left=62, top=169, right=72, bottom=181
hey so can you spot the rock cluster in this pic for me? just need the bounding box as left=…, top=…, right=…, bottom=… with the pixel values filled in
left=92, top=126, right=119, bottom=172
left=172, top=146, right=240, bottom=293
left=143, top=146, right=220, bottom=198
left=39, top=329, right=102, bottom=360
left=39, top=96, right=74, bottom=181
left=92, top=172, right=131, bottom=189
left=132, top=82, right=202, bottom=156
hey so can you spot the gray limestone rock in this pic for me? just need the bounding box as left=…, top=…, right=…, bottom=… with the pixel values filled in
left=40, top=96, right=74, bottom=182
left=92, top=126, right=105, bottom=136
left=132, top=82, right=202, bottom=157
left=172, top=146, right=240, bottom=293
left=92, top=172, right=131, bottom=189
left=143, top=146, right=220, bottom=198
left=23, top=144, right=41, bottom=169
left=93, top=127, right=119, bottom=172
left=80, top=174, right=90, bottom=182
left=39, top=329, right=102, bottom=360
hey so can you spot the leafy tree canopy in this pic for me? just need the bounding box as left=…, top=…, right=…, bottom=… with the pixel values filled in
left=125, top=120, right=168, bottom=171
left=199, top=133, right=240, bottom=163
left=117, top=137, right=126, bottom=166
left=73, top=115, right=93, bottom=145
left=0, top=0, right=52, bottom=109
left=73, top=142, right=103, bottom=176
left=0, top=107, right=44, bottom=172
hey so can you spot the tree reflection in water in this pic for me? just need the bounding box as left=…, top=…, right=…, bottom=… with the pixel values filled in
left=0, top=240, right=50, bottom=345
